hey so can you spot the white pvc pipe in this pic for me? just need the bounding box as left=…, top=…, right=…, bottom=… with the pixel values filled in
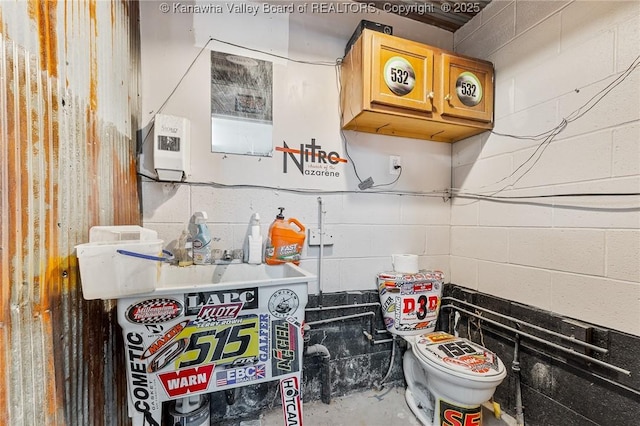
left=317, top=197, right=324, bottom=306
left=305, top=344, right=330, bottom=359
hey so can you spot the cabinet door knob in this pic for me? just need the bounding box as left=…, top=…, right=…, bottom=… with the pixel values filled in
left=444, top=94, right=451, bottom=102
left=427, top=91, right=435, bottom=100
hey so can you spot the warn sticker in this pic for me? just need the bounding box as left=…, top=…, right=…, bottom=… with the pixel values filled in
left=158, top=364, right=215, bottom=398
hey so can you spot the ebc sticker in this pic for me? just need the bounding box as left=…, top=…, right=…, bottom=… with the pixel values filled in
left=126, top=298, right=183, bottom=324
left=215, top=363, right=266, bottom=387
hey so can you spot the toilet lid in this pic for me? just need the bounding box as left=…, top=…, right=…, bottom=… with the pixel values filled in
left=413, top=331, right=505, bottom=378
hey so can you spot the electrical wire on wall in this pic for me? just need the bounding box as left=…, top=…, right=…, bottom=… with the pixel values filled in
left=137, top=170, right=445, bottom=198
left=450, top=54, right=640, bottom=204
left=333, top=60, right=405, bottom=190
left=139, top=35, right=639, bottom=206
left=139, top=38, right=215, bottom=154
left=139, top=35, right=419, bottom=197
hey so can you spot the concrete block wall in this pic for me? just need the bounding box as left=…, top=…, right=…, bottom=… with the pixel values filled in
left=142, top=184, right=452, bottom=294
left=451, top=0, right=640, bottom=336
left=139, top=2, right=453, bottom=296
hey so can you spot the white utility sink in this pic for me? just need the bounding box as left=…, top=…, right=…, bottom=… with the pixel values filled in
left=154, top=262, right=316, bottom=294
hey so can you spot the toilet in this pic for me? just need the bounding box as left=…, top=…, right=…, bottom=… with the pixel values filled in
left=377, top=271, right=506, bottom=426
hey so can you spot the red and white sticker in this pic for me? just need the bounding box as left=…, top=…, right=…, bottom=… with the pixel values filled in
left=398, top=294, right=439, bottom=322
left=158, top=363, right=215, bottom=398
left=439, top=399, right=482, bottom=426
left=280, top=376, right=303, bottom=426
left=126, top=298, right=183, bottom=324
left=141, top=320, right=189, bottom=360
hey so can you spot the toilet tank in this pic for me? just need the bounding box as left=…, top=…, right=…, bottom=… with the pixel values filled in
left=377, top=271, right=444, bottom=336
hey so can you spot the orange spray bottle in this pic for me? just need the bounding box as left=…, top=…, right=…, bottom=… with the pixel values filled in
left=265, top=207, right=306, bottom=265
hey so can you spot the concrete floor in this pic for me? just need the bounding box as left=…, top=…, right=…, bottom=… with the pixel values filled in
left=256, top=386, right=517, bottom=426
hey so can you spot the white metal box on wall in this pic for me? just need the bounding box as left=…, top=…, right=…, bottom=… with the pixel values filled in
left=153, top=114, right=191, bottom=181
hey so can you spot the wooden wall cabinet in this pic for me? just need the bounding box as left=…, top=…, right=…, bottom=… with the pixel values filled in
left=341, top=30, right=494, bottom=143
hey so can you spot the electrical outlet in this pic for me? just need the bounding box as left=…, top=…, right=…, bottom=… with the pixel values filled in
left=389, top=155, right=401, bottom=175
left=308, top=229, right=334, bottom=246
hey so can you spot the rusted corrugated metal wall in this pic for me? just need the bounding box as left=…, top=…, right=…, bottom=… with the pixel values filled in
left=0, top=1, right=140, bottom=424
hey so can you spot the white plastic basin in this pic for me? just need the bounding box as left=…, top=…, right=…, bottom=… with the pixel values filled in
left=154, top=262, right=315, bottom=294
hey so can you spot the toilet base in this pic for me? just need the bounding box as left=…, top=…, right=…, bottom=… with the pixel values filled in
left=405, top=387, right=435, bottom=426
left=403, top=349, right=436, bottom=425
left=405, top=387, right=485, bottom=426
left=402, top=340, right=499, bottom=426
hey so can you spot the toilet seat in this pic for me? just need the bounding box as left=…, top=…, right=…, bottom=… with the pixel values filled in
left=409, top=331, right=506, bottom=381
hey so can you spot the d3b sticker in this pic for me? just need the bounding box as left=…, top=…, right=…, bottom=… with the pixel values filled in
left=396, top=294, right=439, bottom=324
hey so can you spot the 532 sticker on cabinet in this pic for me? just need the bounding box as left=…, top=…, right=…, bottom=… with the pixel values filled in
left=440, top=53, right=494, bottom=123
left=370, top=35, right=434, bottom=112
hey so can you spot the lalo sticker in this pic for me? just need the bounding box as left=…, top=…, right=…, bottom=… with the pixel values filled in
left=455, top=72, right=483, bottom=107
left=383, top=56, right=416, bottom=96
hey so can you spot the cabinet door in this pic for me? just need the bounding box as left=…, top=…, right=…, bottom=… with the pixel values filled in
left=441, top=54, right=493, bottom=122
left=370, top=33, right=434, bottom=112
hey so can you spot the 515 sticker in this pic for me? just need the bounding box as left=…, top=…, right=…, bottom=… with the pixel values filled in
left=175, top=315, right=260, bottom=370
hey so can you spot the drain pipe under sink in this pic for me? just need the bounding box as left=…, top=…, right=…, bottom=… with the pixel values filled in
left=305, top=343, right=331, bottom=404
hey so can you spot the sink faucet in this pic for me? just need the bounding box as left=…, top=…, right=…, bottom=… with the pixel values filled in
left=222, top=250, right=233, bottom=261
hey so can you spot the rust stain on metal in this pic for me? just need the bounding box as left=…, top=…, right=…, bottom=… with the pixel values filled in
left=1, top=0, right=141, bottom=423
left=89, top=0, right=98, bottom=112
left=28, top=0, right=59, bottom=78
left=0, top=7, right=9, bottom=421
left=17, top=48, right=29, bottom=305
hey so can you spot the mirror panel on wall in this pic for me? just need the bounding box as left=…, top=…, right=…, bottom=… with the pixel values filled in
left=211, top=51, right=273, bottom=156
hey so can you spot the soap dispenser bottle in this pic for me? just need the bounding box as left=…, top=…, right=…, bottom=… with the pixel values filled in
left=192, top=211, right=212, bottom=265
left=265, top=207, right=306, bottom=265
left=177, top=230, right=194, bottom=267
left=247, top=213, right=263, bottom=265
